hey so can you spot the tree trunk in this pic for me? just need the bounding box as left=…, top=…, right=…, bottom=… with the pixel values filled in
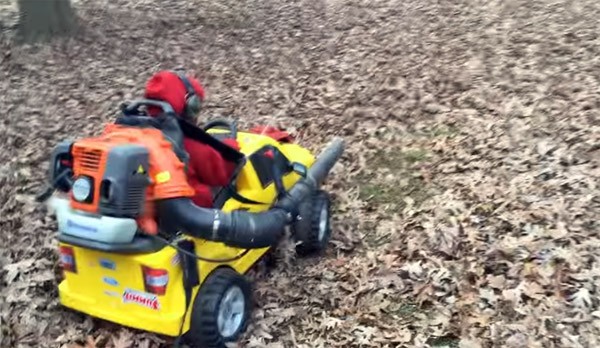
left=16, top=0, right=79, bottom=44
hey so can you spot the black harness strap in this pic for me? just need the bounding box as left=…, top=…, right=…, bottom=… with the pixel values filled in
left=224, top=185, right=266, bottom=205
left=172, top=239, right=199, bottom=348
left=176, top=118, right=244, bottom=163
left=212, top=156, right=269, bottom=208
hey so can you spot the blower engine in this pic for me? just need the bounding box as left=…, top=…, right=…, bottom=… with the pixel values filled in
left=49, top=124, right=193, bottom=244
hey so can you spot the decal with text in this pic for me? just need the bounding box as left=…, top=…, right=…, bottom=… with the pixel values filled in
left=122, top=288, right=160, bottom=310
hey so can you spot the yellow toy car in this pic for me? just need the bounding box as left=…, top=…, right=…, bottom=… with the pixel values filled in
left=39, top=99, right=344, bottom=348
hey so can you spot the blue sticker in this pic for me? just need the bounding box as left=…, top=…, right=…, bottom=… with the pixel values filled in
left=103, top=276, right=119, bottom=286
left=99, top=259, right=116, bottom=270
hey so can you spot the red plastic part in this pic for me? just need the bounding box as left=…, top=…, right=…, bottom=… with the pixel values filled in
left=141, top=266, right=169, bottom=295
left=59, top=245, right=77, bottom=273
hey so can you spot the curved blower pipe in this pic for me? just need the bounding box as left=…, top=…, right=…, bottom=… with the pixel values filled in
left=157, top=137, right=345, bottom=249
left=283, top=136, right=345, bottom=201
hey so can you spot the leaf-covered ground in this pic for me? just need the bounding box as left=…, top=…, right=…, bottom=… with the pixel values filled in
left=2, top=0, right=600, bottom=347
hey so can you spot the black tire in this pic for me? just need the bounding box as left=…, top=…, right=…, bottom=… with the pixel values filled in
left=185, top=267, right=252, bottom=348
left=294, top=190, right=332, bottom=256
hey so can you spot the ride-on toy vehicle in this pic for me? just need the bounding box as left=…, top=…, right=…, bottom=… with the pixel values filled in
left=38, top=99, right=344, bottom=348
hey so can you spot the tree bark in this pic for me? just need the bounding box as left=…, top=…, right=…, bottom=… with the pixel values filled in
left=16, top=0, right=79, bottom=44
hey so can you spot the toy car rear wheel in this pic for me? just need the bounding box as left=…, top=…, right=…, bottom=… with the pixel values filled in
left=186, top=267, right=252, bottom=348
left=294, top=190, right=332, bottom=256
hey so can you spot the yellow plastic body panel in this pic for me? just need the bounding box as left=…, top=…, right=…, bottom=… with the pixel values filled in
left=57, top=129, right=315, bottom=336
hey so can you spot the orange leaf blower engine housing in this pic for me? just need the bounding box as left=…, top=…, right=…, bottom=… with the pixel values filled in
left=53, top=123, right=195, bottom=239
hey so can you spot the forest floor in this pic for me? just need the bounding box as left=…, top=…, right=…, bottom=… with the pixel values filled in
left=1, top=0, right=600, bottom=347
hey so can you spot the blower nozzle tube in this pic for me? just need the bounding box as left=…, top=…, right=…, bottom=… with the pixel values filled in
left=157, top=137, right=345, bottom=249
left=287, top=137, right=345, bottom=196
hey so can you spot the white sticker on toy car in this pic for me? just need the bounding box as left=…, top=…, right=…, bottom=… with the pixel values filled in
left=122, top=288, right=160, bottom=310
left=104, top=290, right=119, bottom=297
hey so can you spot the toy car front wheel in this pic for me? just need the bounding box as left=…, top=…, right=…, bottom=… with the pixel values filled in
left=294, top=190, right=332, bottom=256
left=186, top=267, right=252, bottom=348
